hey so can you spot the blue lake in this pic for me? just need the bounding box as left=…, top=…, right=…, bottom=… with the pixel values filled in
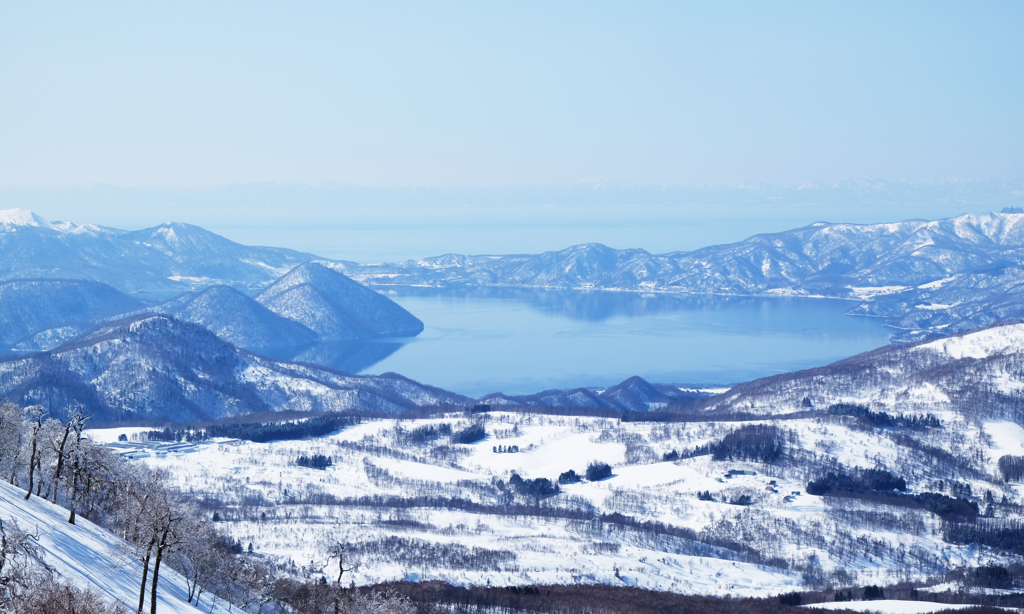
left=296, top=288, right=893, bottom=398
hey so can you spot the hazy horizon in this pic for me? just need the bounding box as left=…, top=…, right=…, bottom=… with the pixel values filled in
left=3, top=180, right=1022, bottom=262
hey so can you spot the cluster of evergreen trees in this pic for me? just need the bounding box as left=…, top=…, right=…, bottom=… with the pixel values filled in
left=500, top=472, right=560, bottom=503
left=808, top=469, right=978, bottom=522
left=452, top=424, right=486, bottom=444
left=999, top=455, right=1024, bottom=482
left=663, top=424, right=787, bottom=464
left=558, top=470, right=581, bottom=484
left=827, top=403, right=941, bottom=430
left=806, top=468, right=907, bottom=495
left=296, top=454, right=333, bottom=470
left=555, top=462, right=612, bottom=485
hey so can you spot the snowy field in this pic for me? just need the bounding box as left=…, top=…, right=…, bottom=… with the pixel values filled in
left=89, top=404, right=1024, bottom=596
left=805, top=600, right=1005, bottom=613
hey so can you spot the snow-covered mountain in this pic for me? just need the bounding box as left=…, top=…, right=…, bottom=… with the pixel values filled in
left=0, top=278, right=145, bottom=350
left=153, top=284, right=318, bottom=351
left=0, top=208, right=318, bottom=297
left=334, top=212, right=1024, bottom=341
left=691, top=320, right=1024, bottom=419
left=255, top=262, right=424, bottom=339
left=0, top=314, right=467, bottom=422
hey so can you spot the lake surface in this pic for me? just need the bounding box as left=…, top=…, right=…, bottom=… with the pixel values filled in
left=301, top=288, right=893, bottom=398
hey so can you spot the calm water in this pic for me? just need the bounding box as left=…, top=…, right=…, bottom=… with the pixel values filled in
left=289, top=288, right=892, bottom=398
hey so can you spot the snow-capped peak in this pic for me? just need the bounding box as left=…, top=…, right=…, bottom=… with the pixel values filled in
left=0, top=208, right=50, bottom=229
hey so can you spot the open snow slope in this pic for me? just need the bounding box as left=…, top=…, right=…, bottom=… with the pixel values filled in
left=0, top=481, right=228, bottom=613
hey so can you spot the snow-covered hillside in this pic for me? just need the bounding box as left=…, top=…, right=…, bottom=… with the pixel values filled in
left=255, top=262, right=424, bottom=339
left=0, top=481, right=225, bottom=613
left=693, top=320, right=1024, bottom=420
left=0, top=314, right=468, bottom=422
left=154, top=284, right=319, bottom=351
left=0, top=278, right=144, bottom=350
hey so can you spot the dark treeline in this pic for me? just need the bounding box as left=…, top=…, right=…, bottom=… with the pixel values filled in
left=395, top=422, right=452, bottom=446
left=143, top=412, right=361, bottom=443
left=451, top=423, right=486, bottom=444
left=351, top=581, right=824, bottom=614
left=827, top=403, right=941, bottom=430
left=296, top=454, right=333, bottom=470
left=808, top=469, right=978, bottom=522
left=663, top=424, right=788, bottom=463
left=807, top=468, right=908, bottom=495
left=999, top=455, right=1024, bottom=482
left=945, top=520, right=1024, bottom=555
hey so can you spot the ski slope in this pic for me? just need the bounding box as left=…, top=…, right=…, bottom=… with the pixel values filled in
left=0, top=481, right=228, bottom=613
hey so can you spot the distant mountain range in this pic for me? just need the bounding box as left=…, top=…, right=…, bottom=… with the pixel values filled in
left=334, top=212, right=1024, bottom=342
left=0, top=208, right=317, bottom=297
left=6, top=207, right=1024, bottom=374
left=0, top=210, right=423, bottom=357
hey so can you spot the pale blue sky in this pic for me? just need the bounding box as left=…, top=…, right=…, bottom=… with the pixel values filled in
left=3, top=1, right=1022, bottom=187
left=1, top=2, right=1022, bottom=260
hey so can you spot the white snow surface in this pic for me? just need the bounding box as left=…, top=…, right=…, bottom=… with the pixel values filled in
left=0, top=481, right=226, bottom=613
left=0, top=208, right=50, bottom=228
left=914, top=323, right=1024, bottom=360
left=805, top=601, right=997, bottom=613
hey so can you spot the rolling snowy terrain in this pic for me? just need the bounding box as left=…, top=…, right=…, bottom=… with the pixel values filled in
left=93, top=321, right=1024, bottom=598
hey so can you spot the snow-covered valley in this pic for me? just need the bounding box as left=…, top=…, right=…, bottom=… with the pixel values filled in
left=99, top=403, right=1022, bottom=596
